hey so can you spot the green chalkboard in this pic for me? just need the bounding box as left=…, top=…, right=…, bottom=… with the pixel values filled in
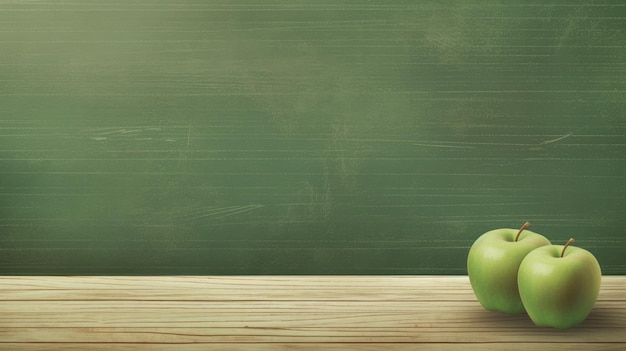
left=1, top=1, right=625, bottom=275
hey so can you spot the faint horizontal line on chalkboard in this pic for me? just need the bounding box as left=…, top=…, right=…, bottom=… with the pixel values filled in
left=2, top=191, right=622, bottom=199
left=0, top=222, right=615, bottom=229
left=1, top=2, right=624, bottom=7
left=3, top=63, right=626, bottom=69
left=0, top=38, right=603, bottom=47
left=1, top=156, right=625, bottom=162
left=0, top=264, right=469, bottom=270
left=0, top=238, right=574, bottom=243
left=2, top=5, right=626, bottom=14
left=1, top=157, right=624, bottom=162
left=0, top=192, right=623, bottom=199
left=2, top=37, right=626, bottom=48
left=1, top=1, right=624, bottom=12
left=1, top=240, right=437, bottom=247
left=0, top=221, right=613, bottom=228
left=0, top=247, right=483, bottom=252
left=0, top=131, right=621, bottom=138
left=0, top=31, right=622, bottom=38
left=1, top=90, right=624, bottom=96
left=1, top=171, right=623, bottom=178
left=27, top=141, right=616, bottom=147
left=355, top=203, right=542, bottom=208
left=2, top=3, right=625, bottom=7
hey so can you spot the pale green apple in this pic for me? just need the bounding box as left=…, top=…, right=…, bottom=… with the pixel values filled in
left=518, top=238, right=601, bottom=329
left=467, top=222, right=551, bottom=314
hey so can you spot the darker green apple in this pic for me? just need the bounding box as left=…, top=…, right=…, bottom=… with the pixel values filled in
left=518, top=238, right=602, bottom=329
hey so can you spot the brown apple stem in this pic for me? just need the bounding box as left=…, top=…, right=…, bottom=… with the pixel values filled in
left=514, top=221, right=531, bottom=242
left=561, top=238, right=575, bottom=257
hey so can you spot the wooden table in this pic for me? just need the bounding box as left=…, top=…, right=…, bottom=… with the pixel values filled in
left=1, top=276, right=624, bottom=350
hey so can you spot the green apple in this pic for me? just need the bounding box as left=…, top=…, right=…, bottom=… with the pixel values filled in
left=467, top=222, right=551, bottom=314
left=518, top=238, right=601, bottom=329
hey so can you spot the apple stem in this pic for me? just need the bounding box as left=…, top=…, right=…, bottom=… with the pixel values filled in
left=561, top=238, right=575, bottom=257
left=514, top=222, right=531, bottom=242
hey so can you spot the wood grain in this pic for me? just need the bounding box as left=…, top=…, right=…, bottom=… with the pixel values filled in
left=0, top=276, right=624, bottom=350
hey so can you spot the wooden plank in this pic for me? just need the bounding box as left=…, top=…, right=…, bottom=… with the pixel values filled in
left=1, top=326, right=625, bottom=343
left=2, top=344, right=626, bottom=351
left=1, top=301, right=625, bottom=329
left=0, top=276, right=624, bottom=349
left=1, top=275, right=624, bottom=301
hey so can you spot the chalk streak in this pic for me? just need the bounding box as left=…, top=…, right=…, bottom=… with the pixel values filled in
left=538, top=126, right=588, bottom=145
left=182, top=205, right=264, bottom=221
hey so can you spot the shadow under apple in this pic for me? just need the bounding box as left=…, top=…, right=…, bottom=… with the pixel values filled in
left=460, top=303, right=623, bottom=342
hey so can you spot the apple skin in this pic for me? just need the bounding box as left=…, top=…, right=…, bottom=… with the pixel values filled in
left=467, top=228, right=551, bottom=314
left=518, top=244, right=601, bottom=329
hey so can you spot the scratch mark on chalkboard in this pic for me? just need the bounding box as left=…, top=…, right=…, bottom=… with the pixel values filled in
left=182, top=204, right=264, bottom=221
left=84, top=127, right=162, bottom=138
left=176, top=122, right=193, bottom=171
left=539, top=132, right=575, bottom=145
left=538, top=125, right=587, bottom=146
left=186, top=126, right=192, bottom=146
left=413, top=142, right=475, bottom=149
left=97, top=128, right=137, bottom=136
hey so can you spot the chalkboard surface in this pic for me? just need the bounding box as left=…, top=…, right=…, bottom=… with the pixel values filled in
left=1, top=1, right=625, bottom=275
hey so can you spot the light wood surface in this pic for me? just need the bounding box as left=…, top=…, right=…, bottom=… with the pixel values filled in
left=1, top=276, right=624, bottom=350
